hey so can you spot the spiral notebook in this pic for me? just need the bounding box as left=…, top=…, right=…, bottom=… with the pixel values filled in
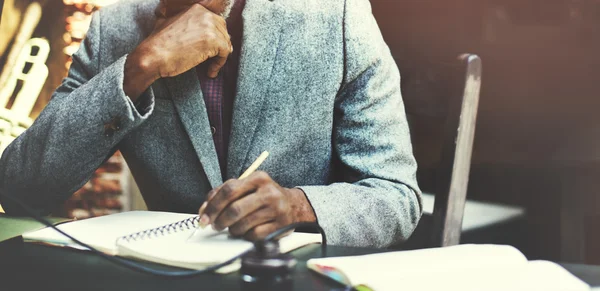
left=22, top=211, right=322, bottom=271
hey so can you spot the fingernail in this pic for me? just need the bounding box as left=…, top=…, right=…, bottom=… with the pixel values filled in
left=199, top=214, right=209, bottom=229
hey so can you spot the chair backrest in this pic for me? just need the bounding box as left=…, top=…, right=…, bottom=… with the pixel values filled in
left=401, top=54, right=482, bottom=247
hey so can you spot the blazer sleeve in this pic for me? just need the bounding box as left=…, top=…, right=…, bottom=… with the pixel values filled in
left=0, top=10, right=155, bottom=215
left=298, top=0, right=423, bottom=248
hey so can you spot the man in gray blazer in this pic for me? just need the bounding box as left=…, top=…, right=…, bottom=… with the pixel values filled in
left=0, top=0, right=422, bottom=248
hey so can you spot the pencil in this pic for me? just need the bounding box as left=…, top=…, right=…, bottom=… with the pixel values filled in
left=197, top=151, right=269, bottom=223
left=238, top=151, right=270, bottom=179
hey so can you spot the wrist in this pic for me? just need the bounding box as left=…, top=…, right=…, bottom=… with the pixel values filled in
left=288, top=187, right=317, bottom=223
left=123, top=44, right=161, bottom=101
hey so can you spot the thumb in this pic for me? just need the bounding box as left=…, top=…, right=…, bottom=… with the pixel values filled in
left=206, top=47, right=230, bottom=78
left=153, top=1, right=169, bottom=30
left=154, top=18, right=167, bottom=30
left=154, top=0, right=167, bottom=18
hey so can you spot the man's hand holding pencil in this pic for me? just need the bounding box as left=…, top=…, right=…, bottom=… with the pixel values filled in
left=197, top=151, right=317, bottom=241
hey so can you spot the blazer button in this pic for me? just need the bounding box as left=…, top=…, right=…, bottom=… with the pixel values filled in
left=210, top=126, right=216, bottom=135
left=104, top=127, right=114, bottom=137
left=104, top=117, right=122, bottom=137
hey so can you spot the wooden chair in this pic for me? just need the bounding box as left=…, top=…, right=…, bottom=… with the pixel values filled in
left=401, top=54, right=526, bottom=248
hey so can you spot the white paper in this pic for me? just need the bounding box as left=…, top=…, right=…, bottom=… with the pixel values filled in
left=117, top=227, right=322, bottom=270
left=307, top=245, right=590, bottom=291
left=22, top=211, right=196, bottom=254
left=23, top=210, right=322, bottom=271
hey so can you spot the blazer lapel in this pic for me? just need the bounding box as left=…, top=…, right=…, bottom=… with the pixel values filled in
left=162, top=71, right=222, bottom=189
left=226, top=0, right=287, bottom=178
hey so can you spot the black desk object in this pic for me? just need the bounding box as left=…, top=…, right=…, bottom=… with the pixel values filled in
left=1, top=237, right=598, bottom=291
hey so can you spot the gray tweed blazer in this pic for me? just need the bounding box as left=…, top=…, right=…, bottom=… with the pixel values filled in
left=0, top=0, right=422, bottom=247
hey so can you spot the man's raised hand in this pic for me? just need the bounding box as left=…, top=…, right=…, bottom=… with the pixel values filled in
left=123, top=3, right=232, bottom=100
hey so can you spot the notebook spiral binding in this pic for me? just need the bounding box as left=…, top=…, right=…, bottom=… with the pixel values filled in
left=117, top=216, right=200, bottom=243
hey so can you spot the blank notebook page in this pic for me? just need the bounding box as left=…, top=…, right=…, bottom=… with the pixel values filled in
left=22, top=211, right=196, bottom=254
left=117, top=227, right=253, bottom=268
left=309, top=244, right=527, bottom=286
left=116, top=228, right=322, bottom=270
left=308, top=245, right=589, bottom=291
left=361, top=261, right=589, bottom=291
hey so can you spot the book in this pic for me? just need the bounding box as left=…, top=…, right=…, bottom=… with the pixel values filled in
left=307, top=244, right=590, bottom=291
left=22, top=211, right=322, bottom=272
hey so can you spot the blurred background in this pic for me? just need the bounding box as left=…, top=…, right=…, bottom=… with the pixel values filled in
left=0, top=0, right=146, bottom=219
left=1, top=0, right=599, bottom=265
left=370, top=0, right=600, bottom=265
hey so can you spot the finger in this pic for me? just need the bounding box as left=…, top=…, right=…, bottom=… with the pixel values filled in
left=154, top=0, right=167, bottom=18
left=206, top=56, right=227, bottom=78
left=162, top=0, right=197, bottom=6
left=217, top=29, right=233, bottom=54
left=198, top=201, right=208, bottom=217
left=209, top=14, right=232, bottom=54
left=206, top=21, right=232, bottom=78
left=206, top=182, right=227, bottom=202
left=198, top=182, right=228, bottom=227
left=203, top=172, right=273, bottom=226
left=212, top=16, right=230, bottom=45
left=203, top=178, right=256, bottom=224
left=244, top=222, right=278, bottom=242
left=153, top=0, right=168, bottom=30
left=163, top=0, right=199, bottom=17
left=206, top=44, right=230, bottom=78
left=198, top=183, right=224, bottom=216
left=154, top=17, right=167, bottom=31
left=213, top=194, right=271, bottom=232
left=228, top=206, right=276, bottom=237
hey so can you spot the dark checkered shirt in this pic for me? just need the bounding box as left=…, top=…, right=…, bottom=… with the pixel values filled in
left=197, top=0, right=245, bottom=176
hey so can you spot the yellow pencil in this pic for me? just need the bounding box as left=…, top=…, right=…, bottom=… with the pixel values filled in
left=238, top=151, right=270, bottom=179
